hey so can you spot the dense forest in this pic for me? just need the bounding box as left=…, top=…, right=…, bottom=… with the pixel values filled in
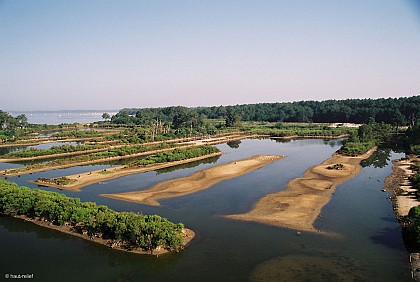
left=113, top=96, right=420, bottom=127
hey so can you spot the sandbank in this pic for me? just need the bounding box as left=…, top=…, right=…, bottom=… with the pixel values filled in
left=226, top=147, right=377, bottom=233
left=101, top=155, right=285, bottom=206
left=32, top=152, right=223, bottom=191
left=9, top=214, right=194, bottom=256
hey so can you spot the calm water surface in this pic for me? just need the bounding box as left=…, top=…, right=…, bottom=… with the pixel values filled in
left=0, top=139, right=410, bottom=281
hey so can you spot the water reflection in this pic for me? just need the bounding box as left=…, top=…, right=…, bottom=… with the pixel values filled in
left=361, top=148, right=392, bottom=168
left=156, top=155, right=220, bottom=175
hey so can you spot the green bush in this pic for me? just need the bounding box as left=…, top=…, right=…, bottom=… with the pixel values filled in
left=338, top=141, right=376, bottom=156
left=0, top=180, right=184, bottom=253
left=131, top=145, right=220, bottom=166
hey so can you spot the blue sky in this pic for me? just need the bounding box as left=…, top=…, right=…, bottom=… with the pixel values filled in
left=1, top=0, right=419, bottom=110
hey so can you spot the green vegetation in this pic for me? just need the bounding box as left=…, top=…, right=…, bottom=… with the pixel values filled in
left=129, top=145, right=221, bottom=166
left=338, top=141, right=376, bottom=156
left=2, top=143, right=177, bottom=175
left=338, top=119, right=395, bottom=156
left=0, top=180, right=184, bottom=253
left=119, top=96, right=419, bottom=125
left=2, top=144, right=105, bottom=158
left=37, top=176, right=76, bottom=186
left=242, top=122, right=355, bottom=138
left=0, top=111, right=28, bottom=142
left=51, top=130, right=103, bottom=138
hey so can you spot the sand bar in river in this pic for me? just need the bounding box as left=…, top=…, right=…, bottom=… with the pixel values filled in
left=101, top=155, right=284, bottom=206
left=226, top=148, right=377, bottom=233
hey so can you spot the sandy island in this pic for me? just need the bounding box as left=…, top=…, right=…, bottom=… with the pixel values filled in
left=10, top=214, right=194, bottom=256
left=32, top=152, right=224, bottom=191
left=101, top=155, right=285, bottom=206
left=226, top=147, right=377, bottom=233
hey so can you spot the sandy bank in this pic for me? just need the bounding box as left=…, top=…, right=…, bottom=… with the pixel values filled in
left=385, top=156, right=420, bottom=281
left=9, top=214, right=194, bottom=256
left=226, top=147, right=377, bottom=233
left=101, top=155, right=285, bottom=206
left=387, top=157, right=420, bottom=217
left=32, top=152, right=223, bottom=191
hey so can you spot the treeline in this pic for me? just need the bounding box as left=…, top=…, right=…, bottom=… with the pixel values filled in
left=130, top=145, right=221, bottom=166
left=115, top=96, right=420, bottom=126
left=0, top=180, right=184, bottom=253
left=198, top=96, right=420, bottom=125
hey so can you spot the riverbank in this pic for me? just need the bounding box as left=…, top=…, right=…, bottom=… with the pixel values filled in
left=9, top=214, right=194, bottom=256
left=226, top=147, right=377, bottom=233
left=101, top=155, right=285, bottom=206
left=32, top=152, right=224, bottom=191
left=385, top=156, right=420, bottom=280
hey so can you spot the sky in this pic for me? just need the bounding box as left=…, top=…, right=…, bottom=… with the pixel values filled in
left=1, top=0, right=420, bottom=111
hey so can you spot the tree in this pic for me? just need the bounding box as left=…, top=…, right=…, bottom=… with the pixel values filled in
left=225, top=107, right=241, bottom=127
left=102, top=113, right=111, bottom=121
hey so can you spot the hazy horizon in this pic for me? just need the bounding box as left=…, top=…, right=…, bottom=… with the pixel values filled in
left=5, top=94, right=419, bottom=113
left=1, top=1, right=419, bottom=111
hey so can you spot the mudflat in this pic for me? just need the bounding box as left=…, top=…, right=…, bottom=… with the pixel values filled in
left=226, top=148, right=377, bottom=233
left=101, top=155, right=285, bottom=206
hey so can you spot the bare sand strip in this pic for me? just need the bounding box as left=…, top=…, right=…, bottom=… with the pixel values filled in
left=32, top=152, right=223, bottom=191
left=225, top=148, right=377, bottom=233
left=11, top=214, right=194, bottom=256
left=101, top=155, right=285, bottom=206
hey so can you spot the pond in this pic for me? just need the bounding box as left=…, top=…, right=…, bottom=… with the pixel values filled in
left=0, top=138, right=410, bottom=281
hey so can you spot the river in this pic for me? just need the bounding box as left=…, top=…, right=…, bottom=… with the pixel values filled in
left=0, top=138, right=410, bottom=281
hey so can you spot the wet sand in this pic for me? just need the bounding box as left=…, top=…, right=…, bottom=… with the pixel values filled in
left=33, top=152, right=223, bottom=191
left=226, top=148, right=377, bottom=233
left=101, top=155, right=285, bottom=206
